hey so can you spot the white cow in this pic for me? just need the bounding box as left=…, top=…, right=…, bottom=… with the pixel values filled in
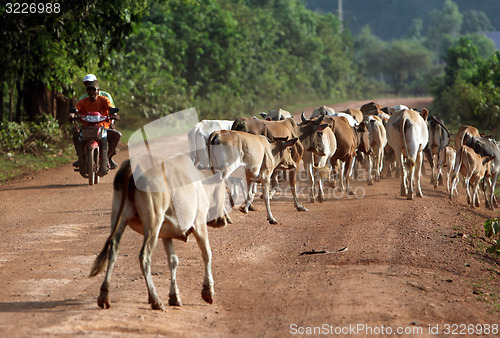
left=259, top=108, right=293, bottom=121
left=389, top=104, right=410, bottom=114
left=310, top=105, right=336, bottom=118
left=188, top=120, right=234, bottom=168
left=90, top=156, right=229, bottom=310
left=386, top=108, right=429, bottom=199
left=438, top=146, right=457, bottom=195
left=300, top=112, right=337, bottom=203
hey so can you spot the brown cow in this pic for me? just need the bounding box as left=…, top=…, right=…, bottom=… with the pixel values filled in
left=208, top=130, right=298, bottom=224
left=321, top=115, right=371, bottom=195
left=360, top=101, right=382, bottom=115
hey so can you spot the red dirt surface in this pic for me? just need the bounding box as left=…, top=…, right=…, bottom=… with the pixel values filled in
left=0, top=97, right=499, bottom=337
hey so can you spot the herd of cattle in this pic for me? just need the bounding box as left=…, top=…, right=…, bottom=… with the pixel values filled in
left=89, top=101, right=499, bottom=311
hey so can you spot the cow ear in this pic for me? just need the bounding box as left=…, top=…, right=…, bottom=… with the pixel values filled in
left=421, top=108, right=429, bottom=121
left=273, top=136, right=288, bottom=142
left=283, top=137, right=298, bottom=147
left=259, top=112, right=267, bottom=119
left=315, top=123, right=328, bottom=132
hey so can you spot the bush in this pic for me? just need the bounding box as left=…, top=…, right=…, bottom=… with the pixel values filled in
left=0, top=114, right=62, bottom=154
left=484, top=218, right=500, bottom=254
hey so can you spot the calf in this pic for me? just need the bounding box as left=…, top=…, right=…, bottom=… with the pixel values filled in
left=461, top=133, right=500, bottom=209
left=90, top=156, right=229, bottom=310
left=437, top=146, right=457, bottom=195
left=365, top=115, right=387, bottom=185
left=450, top=144, right=494, bottom=208
left=426, top=115, right=451, bottom=187
left=208, top=130, right=297, bottom=224
left=386, top=108, right=429, bottom=199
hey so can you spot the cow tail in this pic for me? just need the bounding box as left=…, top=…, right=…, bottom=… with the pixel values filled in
left=89, top=161, right=133, bottom=277
left=207, top=131, right=220, bottom=175
left=402, top=118, right=415, bottom=167
left=451, top=145, right=465, bottom=183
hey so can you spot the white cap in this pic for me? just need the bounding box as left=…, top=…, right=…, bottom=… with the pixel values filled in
left=83, top=74, right=97, bottom=83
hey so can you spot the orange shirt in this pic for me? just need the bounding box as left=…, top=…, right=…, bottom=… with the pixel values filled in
left=75, top=95, right=113, bottom=128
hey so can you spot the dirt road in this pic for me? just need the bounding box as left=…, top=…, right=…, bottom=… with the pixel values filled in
left=0, top=98, right=498, bottom=337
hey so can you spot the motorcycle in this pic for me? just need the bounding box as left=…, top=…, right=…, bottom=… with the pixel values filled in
left=71, top=107, right=119, bottom=185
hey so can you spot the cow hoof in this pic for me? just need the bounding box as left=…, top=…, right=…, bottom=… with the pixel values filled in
left=151, top=301, right=165, bottom=311
left=368, top=181, right=374, bottom=186
left=296, top=206, right=308, bottom=212
left=97, top=297, right=110, bottom=309
left=348, top=191, right=355, bottom=196
left=201, top=288, right=213, bottom=304
left=268, top=218, right=278, bottom=224
left=248, top=204, right=257, bottom=211
left=406, top=194, right=414, bottom=200
left=97, top=291, right=110, bottom=309
left=239, top=206, right=249, bottom=214
left=169, top=294, right=182, bottom=306
left=318, top=195, right=325, bottom=203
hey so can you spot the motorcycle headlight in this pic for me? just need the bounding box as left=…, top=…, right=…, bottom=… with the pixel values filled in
left=82, top=115, right=106, bottom=123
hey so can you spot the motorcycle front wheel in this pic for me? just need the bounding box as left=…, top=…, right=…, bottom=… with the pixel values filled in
left=88, top=148, right=100, bottom=185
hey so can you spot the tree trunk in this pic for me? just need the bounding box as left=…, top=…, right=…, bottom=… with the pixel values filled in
left=15, top=80, right=23, bottom=123
left=8, top=82, right=14, bottom=122
left=23, top=78, right=50, bottom=122
left=56, top=92, right=72, bottom=125
left=0, top=82, right=4, bottom=123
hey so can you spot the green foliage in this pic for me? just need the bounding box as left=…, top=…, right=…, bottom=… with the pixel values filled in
left=0, top=0, right=151, bottom=120
left=461, top=9, right=494, bottom=34
left=0, top=115, right=62, bottom=153
left=484, top=218, right=500, bottom=254
left=432, top=38, right=500, bottom=134
left=98, top=0, right=362, bottom=121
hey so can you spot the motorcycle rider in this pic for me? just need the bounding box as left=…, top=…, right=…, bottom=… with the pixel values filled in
left=79, top=74, right=115, bottom=107
left=71, top=80, right=122, bottom=172
left=78, top=74, right=119, bottom=165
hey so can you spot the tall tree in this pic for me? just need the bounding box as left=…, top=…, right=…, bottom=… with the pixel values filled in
left=461, top=9, right=494, bottom=34
left=426, top=0, right=463, bottom=60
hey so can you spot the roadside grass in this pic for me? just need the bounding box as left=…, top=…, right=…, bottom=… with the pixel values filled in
left=0, top=143, right=74, bottom=182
